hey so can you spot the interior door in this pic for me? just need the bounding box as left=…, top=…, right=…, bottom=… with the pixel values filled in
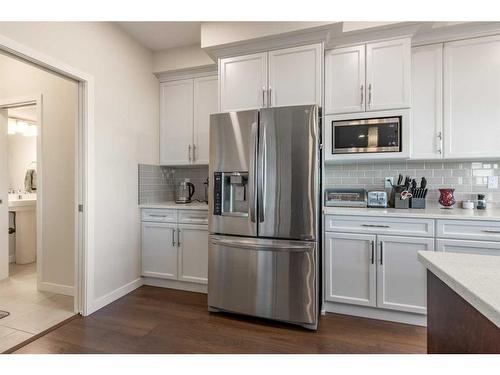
left=325, top=45, right=366, bottom=114
left=218, top=52, right=268, bottom=112
left=268, top=43, right=322, bottom=107
left=258, top=105, right=319, bottom=240
left=160, top=79, right=194, bottom=165
left=0, top=109, right=8, bottom=280
left=193, top=75, right=218, bottom=164
left=366, top=38, right=411, bottom=111
left=377, top=235, right=433, bottom=314
left=324, top=232, right=376, bottom=307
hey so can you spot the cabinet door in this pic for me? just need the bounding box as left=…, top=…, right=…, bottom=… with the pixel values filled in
left=411, top=44, right=443, bottom=159
left=193, top=75, right=218, bottom=165
left=377, top=235, right=433, bottom=314
left=366, top=38, right=411, bottom=111
left=324, top=232, right=376, bottom=307
left=268, top=43, right=322, bottom=107
left=219, top=52, right=268, bottom=111
left=160, top=79, right=194, bottom=165
left=142, top=222, right=178, bottom=280
left=325, top=45, right=365, bottom=114
left=436, top=239, right=500, bottom=256
left=178, top=224, right=208, bottom=284
left=443, top=35, right=500, bottom=159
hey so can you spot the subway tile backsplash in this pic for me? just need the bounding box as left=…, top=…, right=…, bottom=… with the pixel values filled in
left=138, top=164, right=208, bottom=204
left=325, top=160, right=500, bottom=207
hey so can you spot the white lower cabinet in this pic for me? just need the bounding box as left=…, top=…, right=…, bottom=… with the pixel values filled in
left=141, top=209, right=208, bottom=289
left=142, top=222, right=178, bottom=280
left=324, top=233, right=376, bottom=307
left=178, top=224, right=209, bottom=284
left=377, top=235, right=433, bottom=314
left=436, top=239, right=500, bottom=256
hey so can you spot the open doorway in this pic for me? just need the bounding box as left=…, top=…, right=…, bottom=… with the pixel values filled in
left=0, top=50, right=78, bottom=352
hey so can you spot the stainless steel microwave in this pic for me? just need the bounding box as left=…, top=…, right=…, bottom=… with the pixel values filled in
left=332, top=116, right=402, bottom=154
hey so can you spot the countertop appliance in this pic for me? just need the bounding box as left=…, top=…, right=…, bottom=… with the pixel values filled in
left=324, top=188, right=367, bottom=207
left=175, top=179, right=195, bottom=204
left=367, top=191, right=388, bottom=208
left=332, top=116, right=401, bottom=154
left=208, top=105, right=320, bottom=330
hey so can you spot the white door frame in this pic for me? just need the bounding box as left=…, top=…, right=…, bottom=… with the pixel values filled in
left=0, top=34, right=95, bottom=315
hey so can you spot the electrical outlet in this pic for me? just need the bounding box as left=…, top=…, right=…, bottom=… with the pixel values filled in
left=487, top=176, right=499, bottom=189
left=385, top=177, right=394, bottom=189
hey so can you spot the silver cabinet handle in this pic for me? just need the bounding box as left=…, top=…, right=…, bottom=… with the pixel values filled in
left=172, top=228, right=176, bottom=246
left=371, top=240, right=375, bottom=264
left=360, top=84, right=364, bottom=106
left=188, top=145, right=192, bottom=162
left=149, top=214, right=167, bottom=218
left=482, top=230, right=500, bottom=234
left=192, top=144, right=196, bottom=162
left=362, top=224, right=390, bottom=228
left=368, top=83, right=372, bottom=107
left=437, top=132, right=443, bottom=154
left=268, top=86, right=272, bottom=107
left=262, top=86, right=266, bottom=107
left=380, top=241, right=384, bottom=265
left=177, top=228, right=181, bottom=247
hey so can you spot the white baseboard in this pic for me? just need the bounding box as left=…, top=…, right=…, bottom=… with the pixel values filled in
left=143, top=277, right=207, bottom=294
left=87, top=278, right=144, bottom=315
left=39, top=281, right=74, bottom=296
left=323, top=301, right=427, bottom=327
left=9, top=255, right=15, bottom=263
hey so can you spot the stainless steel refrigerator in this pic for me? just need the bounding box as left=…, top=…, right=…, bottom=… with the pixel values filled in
left=208, top=105, right=320, bottom=330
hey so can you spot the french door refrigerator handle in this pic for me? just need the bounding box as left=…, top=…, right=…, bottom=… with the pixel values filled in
left=249, top=122, right=258, bottom=223
left=258, top=120, right=266, bottom=223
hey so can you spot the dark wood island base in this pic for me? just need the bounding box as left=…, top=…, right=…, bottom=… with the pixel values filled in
left=427, top=271, right=500, bottom=354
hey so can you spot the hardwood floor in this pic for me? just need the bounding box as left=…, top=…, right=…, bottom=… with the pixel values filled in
left=12, top=286, right=426, bottom=354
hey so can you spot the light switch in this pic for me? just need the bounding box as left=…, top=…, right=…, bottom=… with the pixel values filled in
left=487, top=176, right=498, bottom=189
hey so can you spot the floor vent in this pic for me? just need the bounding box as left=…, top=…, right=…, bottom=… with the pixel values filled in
left=0, top=310, right=10, bottom=319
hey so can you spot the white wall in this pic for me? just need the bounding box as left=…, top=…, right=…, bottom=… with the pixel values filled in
left=0, top=52, right=77, bottom=289
left=7, top=130, right=37, bottom=192
left=200, top=22, right=334, bottom=48
left=0, top=22, right=159, bottom=310
left=153, top=44, right=214, bottom=73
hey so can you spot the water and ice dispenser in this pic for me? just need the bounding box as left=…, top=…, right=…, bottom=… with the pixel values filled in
left=213, top=172, right=249, bottom=217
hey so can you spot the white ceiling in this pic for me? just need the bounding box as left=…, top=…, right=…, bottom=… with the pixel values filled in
left=117, top=22, right=201, bottom=51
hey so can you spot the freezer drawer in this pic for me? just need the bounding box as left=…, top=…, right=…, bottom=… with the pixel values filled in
left=208, top=235, right=317, bottom=326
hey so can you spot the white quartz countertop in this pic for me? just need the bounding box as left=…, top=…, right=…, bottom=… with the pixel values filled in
left=140, top=201, right=208, bottom=210
left=323, top=206, right=500, bottom=221
left=418, top=251, right=500, bottom=328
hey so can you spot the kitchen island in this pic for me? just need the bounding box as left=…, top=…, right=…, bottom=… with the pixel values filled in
left=418, top=251, right=500, bottom=353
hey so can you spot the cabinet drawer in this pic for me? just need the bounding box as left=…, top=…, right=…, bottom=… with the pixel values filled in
left=325, top=215, right=434, bottom=237
left=178, top=210, right=208, bottom=225
left=436, top=239, right=500, bottom=256
left=141, top=209, right=177, bottom=223
left=437, top=219, right=500, bottom=241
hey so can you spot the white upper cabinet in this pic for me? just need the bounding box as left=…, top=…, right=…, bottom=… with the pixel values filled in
left=160, top=75, right=217, bottom=166
left=219, top=52, right=268, bottom=112
left=411, top=44, right=443, bottom=160
left=325, top=45, right=366, bottom=114
left=268, top=44, right=322, bottom=107
left=193, top=76, right=218, bottom=164
left=219, top=43, right=323, bottom=111
left=366, top=38, right=411, bottom=111
left=443, top=34, right=500, bottom=159
left=160, top=79, right=194, bottom=165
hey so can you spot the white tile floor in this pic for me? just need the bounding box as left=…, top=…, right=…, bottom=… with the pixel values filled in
left=0, top=263, right=75, bottom=353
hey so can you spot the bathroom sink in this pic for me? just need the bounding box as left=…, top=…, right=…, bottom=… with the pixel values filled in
left=8, top=194, right=37, bottom=210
